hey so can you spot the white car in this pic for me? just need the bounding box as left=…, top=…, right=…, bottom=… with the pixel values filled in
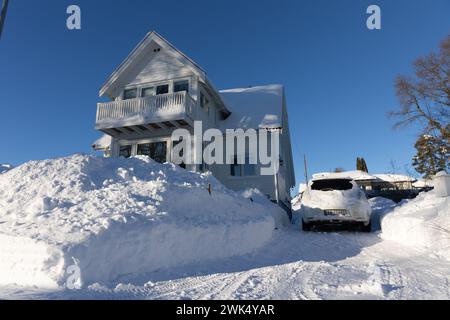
left=300, top=178, right=372, bottom=231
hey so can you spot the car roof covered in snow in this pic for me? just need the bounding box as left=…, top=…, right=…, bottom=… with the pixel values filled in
left=219, top=84, right=284, bottom=130
left=312, top=170, right=378, bottom=181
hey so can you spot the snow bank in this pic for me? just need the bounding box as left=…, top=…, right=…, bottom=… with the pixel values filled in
left=381, top=191, right=450, bottom=260
left=0, top=154, right=275, bottom=288
left=241, top=189, right=290, bottom=228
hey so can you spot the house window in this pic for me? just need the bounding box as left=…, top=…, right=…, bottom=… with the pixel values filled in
left=141, top=87, right=155, bottom=97
left=119, top=145, right=132, bottom=158
left=174, top=80, right=189, bottom=93
left=230, top=156, right=256, bottom=176
left=137, top=141, right=167, bottom=163
left=156, top=84, right=169, bottom=95
left=123, top=88, right=137, bottom=100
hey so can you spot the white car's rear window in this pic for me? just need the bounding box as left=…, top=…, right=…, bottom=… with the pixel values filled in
left=311, top=179, right=353, bottom=191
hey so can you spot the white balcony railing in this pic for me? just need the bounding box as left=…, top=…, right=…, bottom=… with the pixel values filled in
left=95, top=91, right=196, bottom=129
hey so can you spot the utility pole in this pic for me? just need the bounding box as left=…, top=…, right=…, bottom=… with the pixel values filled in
left=304, top=154, right=309, bottom=183
left=0, top=0, right=9, bottom=39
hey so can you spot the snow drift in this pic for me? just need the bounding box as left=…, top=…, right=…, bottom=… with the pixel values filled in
left=381, top=191, right=450, bottom=261
left=0, top=154, right=275, bottom=288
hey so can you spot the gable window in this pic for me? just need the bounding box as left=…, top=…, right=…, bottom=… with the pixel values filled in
left=119, top=145, right=132, bottom=158
left=141, top=87, right=155, bottom=97
left=230, top=156, right=256, bottom=177
left=174, top=80, right=189, bottom=93
left=156, top=84, right=169, bottom=95
left=123, top=88, right=137, bottom=100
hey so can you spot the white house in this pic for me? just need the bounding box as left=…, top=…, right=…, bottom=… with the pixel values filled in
left=93, top=31, right=295, bottom=213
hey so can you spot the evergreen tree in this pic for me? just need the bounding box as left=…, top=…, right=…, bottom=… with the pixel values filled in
left=356, top=158, right=362, bottom=171
left=412, top=135, right=449, bottom=178
left=356, top=157, right=369, bottom=172
left=361, top=158, right=369, bottom=173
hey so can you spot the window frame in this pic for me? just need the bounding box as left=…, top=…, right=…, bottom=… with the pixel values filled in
left=156, top=84, right=169, bottom=95
left=123, top=88, right=138, bottom=100
left=173, top=80, right=189, bottom=93
left=141, top=86, right=156, bottom=97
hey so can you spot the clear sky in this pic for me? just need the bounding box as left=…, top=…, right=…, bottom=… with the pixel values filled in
left=1, top=0, right=449, bottom=190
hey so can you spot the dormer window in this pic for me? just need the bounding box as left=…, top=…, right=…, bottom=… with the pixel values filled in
left=174, top=80, right=189, bottom=93
left=123, top=88, right=137, bottom=100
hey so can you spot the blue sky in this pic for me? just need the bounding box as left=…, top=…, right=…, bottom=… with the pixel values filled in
left=1, top=0, right=449, bottom=189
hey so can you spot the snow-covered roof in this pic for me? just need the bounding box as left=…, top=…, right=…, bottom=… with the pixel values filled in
left=313, top=170, right=378, bottom=181
left=412, top=179, right=434, bottom=188
left=373, top=174, right=416, bottom=183
left=0, top=164, right=13, bottom=174
left=219, top=84, right=284, bottom=130
left=312, top=171, right=417, bottom=184
left=92, top=134, right=112, bottom=151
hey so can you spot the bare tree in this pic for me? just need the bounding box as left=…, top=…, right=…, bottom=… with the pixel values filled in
left=390, top=35, right=450, bottom=141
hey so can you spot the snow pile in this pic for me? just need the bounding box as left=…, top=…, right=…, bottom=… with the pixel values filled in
left=369, top=197, right=397, bottom=214
left=381, top=191, right=450, bottom=260
left=0, top=164, right=13, bottom=174
left=0, top=154, right=275, bottom=288
left=241, top=189, right=290, bottom=228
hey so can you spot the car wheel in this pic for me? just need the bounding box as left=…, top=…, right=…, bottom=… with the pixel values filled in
left=361, top=221, right=372, bottom=232
left=302, top=220, right=312, bottom=232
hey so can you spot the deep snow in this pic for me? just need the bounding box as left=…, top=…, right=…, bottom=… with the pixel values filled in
left=381, top=191, right=450, bottom=261
left=0, top=154, right=277, bottom=288
left=1, top=193, right=449, bottom=300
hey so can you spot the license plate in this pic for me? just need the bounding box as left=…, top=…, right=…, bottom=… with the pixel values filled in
left=324, top=209, right=348, bottom=216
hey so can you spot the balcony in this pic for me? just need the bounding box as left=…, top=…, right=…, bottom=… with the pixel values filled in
left=95, top=91, right=197, bottom=135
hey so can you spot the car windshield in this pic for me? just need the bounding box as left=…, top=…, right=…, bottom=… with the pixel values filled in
left=311, top=179, right=353, bottom=191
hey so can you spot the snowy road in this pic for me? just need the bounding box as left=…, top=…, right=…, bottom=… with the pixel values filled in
left=1, top=226, right=449, bottom=300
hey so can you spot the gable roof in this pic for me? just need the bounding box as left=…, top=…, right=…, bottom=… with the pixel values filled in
left=219, top=84, right=284, bottom=130
left=99, top=31, right=230, bottom=114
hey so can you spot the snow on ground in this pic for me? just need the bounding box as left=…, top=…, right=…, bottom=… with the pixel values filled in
left=381, top=191, right=450, bottom=261
left=369, top=197, right=397, bottom=230
left=0, top=154, right=276, bottom=288
left=1, top=193, right=449, bottom=300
